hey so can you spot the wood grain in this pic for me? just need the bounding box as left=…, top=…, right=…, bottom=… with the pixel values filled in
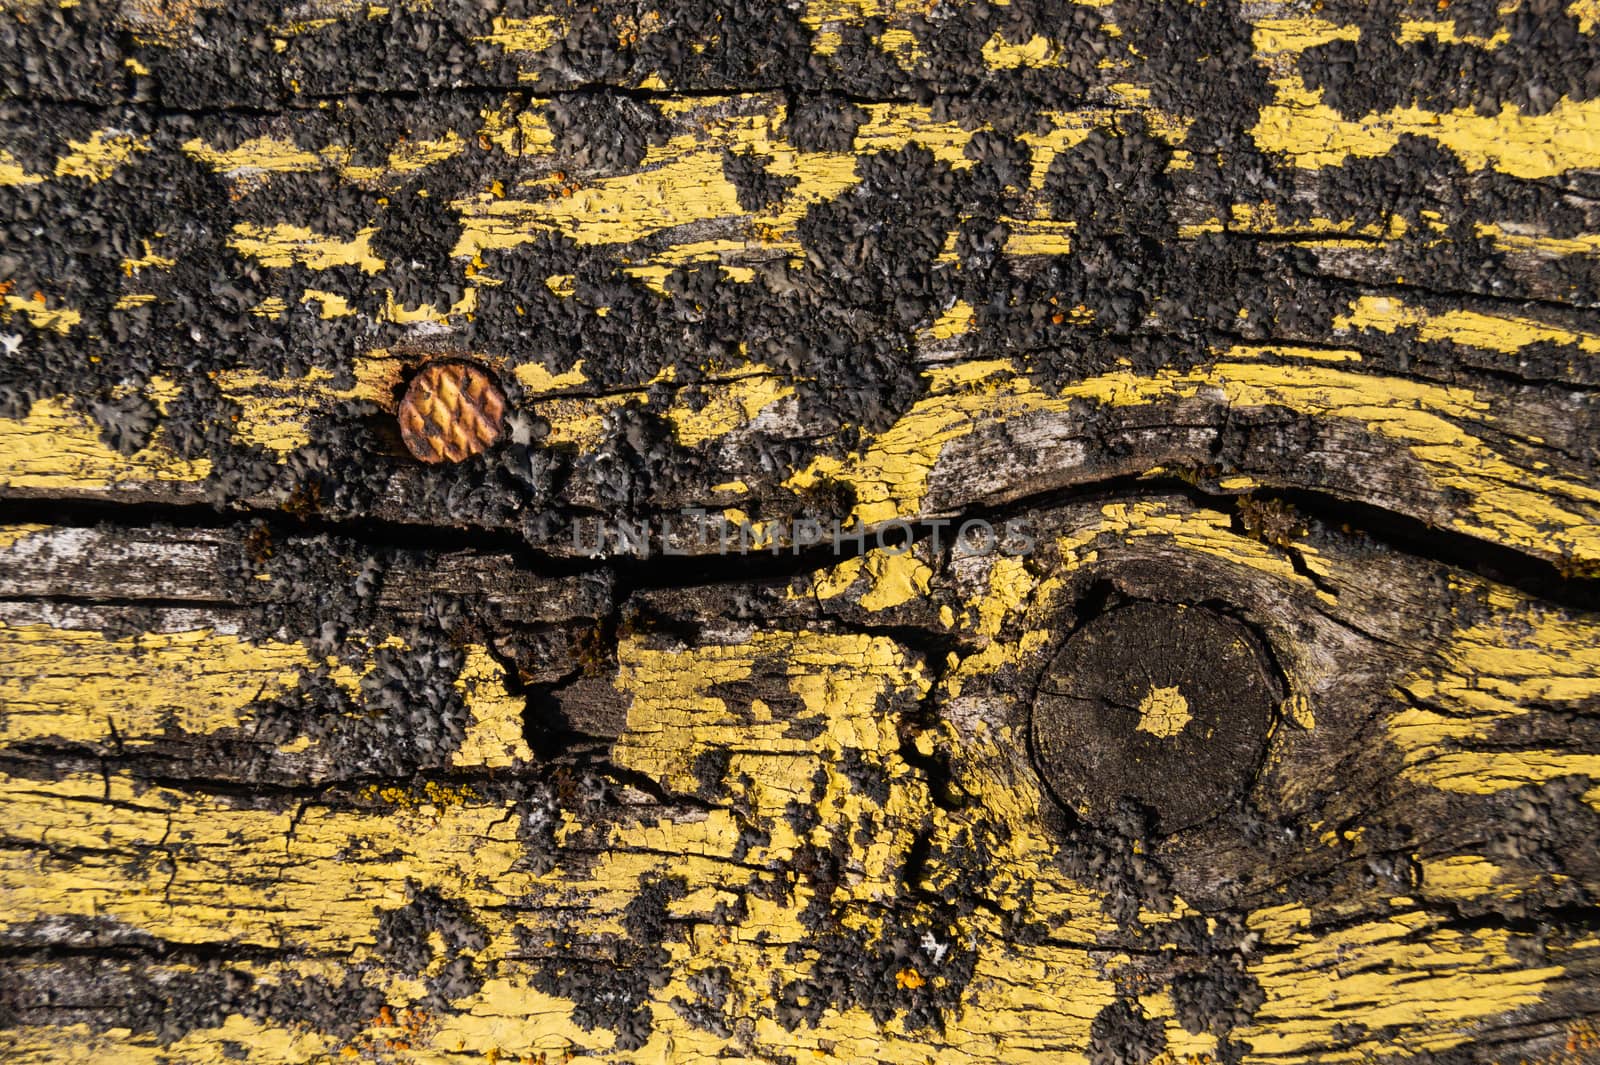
left=2, top=1, right=1599, bottom=1061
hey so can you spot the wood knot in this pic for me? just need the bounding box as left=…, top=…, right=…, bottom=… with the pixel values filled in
left=1030, top=601, right=1276, bottom=834
left=398, top=360, right=507, bottom=464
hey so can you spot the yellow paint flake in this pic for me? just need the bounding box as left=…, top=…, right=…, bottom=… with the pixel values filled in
left=0, top=396, right=209, bottom=489
left=0, top=622, right=364, bottom=748
left=1250, top=16, right=1359, bottom=55
left=452, top=645, right=534, bottom=769
left=1252, top=76, right=1600, bottom=178
left=876, top=27, right=922, bottom=70
left=182, top=135, right=325, bottom=174
left=53, top=130, right=151, bottom=181
left=301, top=288, right=355, bottom=318
left=1135, top=685, right=1192, bottom=739
left=1336, top=295, right=1600, bottom=356
left=791, top=546, right=938, bottom=613
left=513, top=359, right=587, bottom=394
left=668, top=371, right=793, bottom=447
left=1420, top=855, right=1518, bottom=903
left=1396, top=19, right=1509, bottom=48
left=1574, top=0, right=1600, bottom=33
left=2, top=294, right=81, bottom=333
left=1002, top=219, right=1075, bottom=256
left=229, top=222, right=386, bottom=273
left=0, top=524, right=49, bottom=551
left=981, top=31, right=1064, bottom=69
left=476, top=14, right=564, bottom=53
left=927, top=299, right=976, bottom=339
left=0, top=148, right=44, bottom=186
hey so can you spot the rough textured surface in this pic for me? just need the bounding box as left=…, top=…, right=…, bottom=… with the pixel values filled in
left=397, top=360, right=508, bottom=464
left=2, top=1, right=1600, bottom=1062
left=1032, top=602, right=1278, bottom=833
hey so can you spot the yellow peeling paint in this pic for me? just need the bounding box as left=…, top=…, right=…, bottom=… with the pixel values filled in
left=1421, top=855, right=1520, bottom=903
left=0, top=524, right=48, bottom=551
left=0, top=148, right=44, bottom=186
left=785, top=358, right=1600, bottom=566
left=1250, top=17, right=1359, bottom=55
left=455, top=102, right=1190, bottom=257
left=2, top=294, right=81, bottom=333
left=301, top=288, right=354, bottom=317
left=0, top=623, right=366, bottom=748
left=1225, top=343, right=1362, bottom=363
left=1002, top=219, right=1075, bottom=256
left=185, top=132, right=465, bottom=181
left=1395, top=20, right=1510, bottom=48
left=182, top=135, right=325, bottom=174
left=4, top=570, right=1596, bottom=1058
left=451, top=645, right=534, bottom=769
left=667, top=371, right=793, bottom=447
left=1412, top=751, right=1600, bottom=802
left=5, top=34, right=1600, bottom=1062
left=229, top=223, right=386, bottom=273
left=1240, top=913, right=1565, bottom=1058
left=1389, top=595, right=1600, bottom=801
left=809, top=547, right=939, bottom=611
left=459, top=150, right=746, bottom=250
left=1479, top=220, right=1600, bottom=257
left=53, top=130, right=151, bottom=181
left=0, top=397, right=210, bottom=490
left=1574, top=0, right=1600, bottom=33
left=981, top=32, right=1064, bottom=70
left=0, top=768, right=532, bottom=951
left=513, top=359, right=587, bottom=393
left=217, top=358, right=405, bottom=452
left=928, top=299, right=976, bottom=339
left=1, top=1016, right=331, bottom=1065
left=1337, top=295, right=1600, bottom=355
left=1252, top=76, right=1600, bottom=178
left=876, top=27, right=922, bottom=70
left=476, top=14, right=564, bottom=53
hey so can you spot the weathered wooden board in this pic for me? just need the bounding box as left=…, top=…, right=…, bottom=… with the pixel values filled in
left=3, top=0, right=1600, bottom=1062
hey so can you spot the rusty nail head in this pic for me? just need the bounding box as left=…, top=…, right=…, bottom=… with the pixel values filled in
left=398, top=360, right=507, bottom=464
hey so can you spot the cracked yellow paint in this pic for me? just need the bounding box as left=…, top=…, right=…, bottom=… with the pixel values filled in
left=1389, top=590, right=1600, bottom=805
left=667, top=370, right=793, bottom=447
left=229, top=222, right=386, bottom=273
left=53, top=130, right=151, bottom=181
left=1251, top=75, right=1600, bottom=177
left=451, top=645, right=535, bottom=769
left=0, top=621, right=374, bottom=748
left=1239, top=912, right=1568, bottom=1058
left=2, top=294, right=81, bottom=333
left=0, top=396, right=210, bottom=490
left=785, top=357, right=1600, bottom=567
left=3, top=18, right=1599, bottom=1062
left=1337, top=295, right=1600, bottom=355
left=1135, top=685, right=1192, bottom=739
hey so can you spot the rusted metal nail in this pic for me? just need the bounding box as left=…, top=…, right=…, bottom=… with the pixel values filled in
left=397, top=360, right=507, bottom=464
